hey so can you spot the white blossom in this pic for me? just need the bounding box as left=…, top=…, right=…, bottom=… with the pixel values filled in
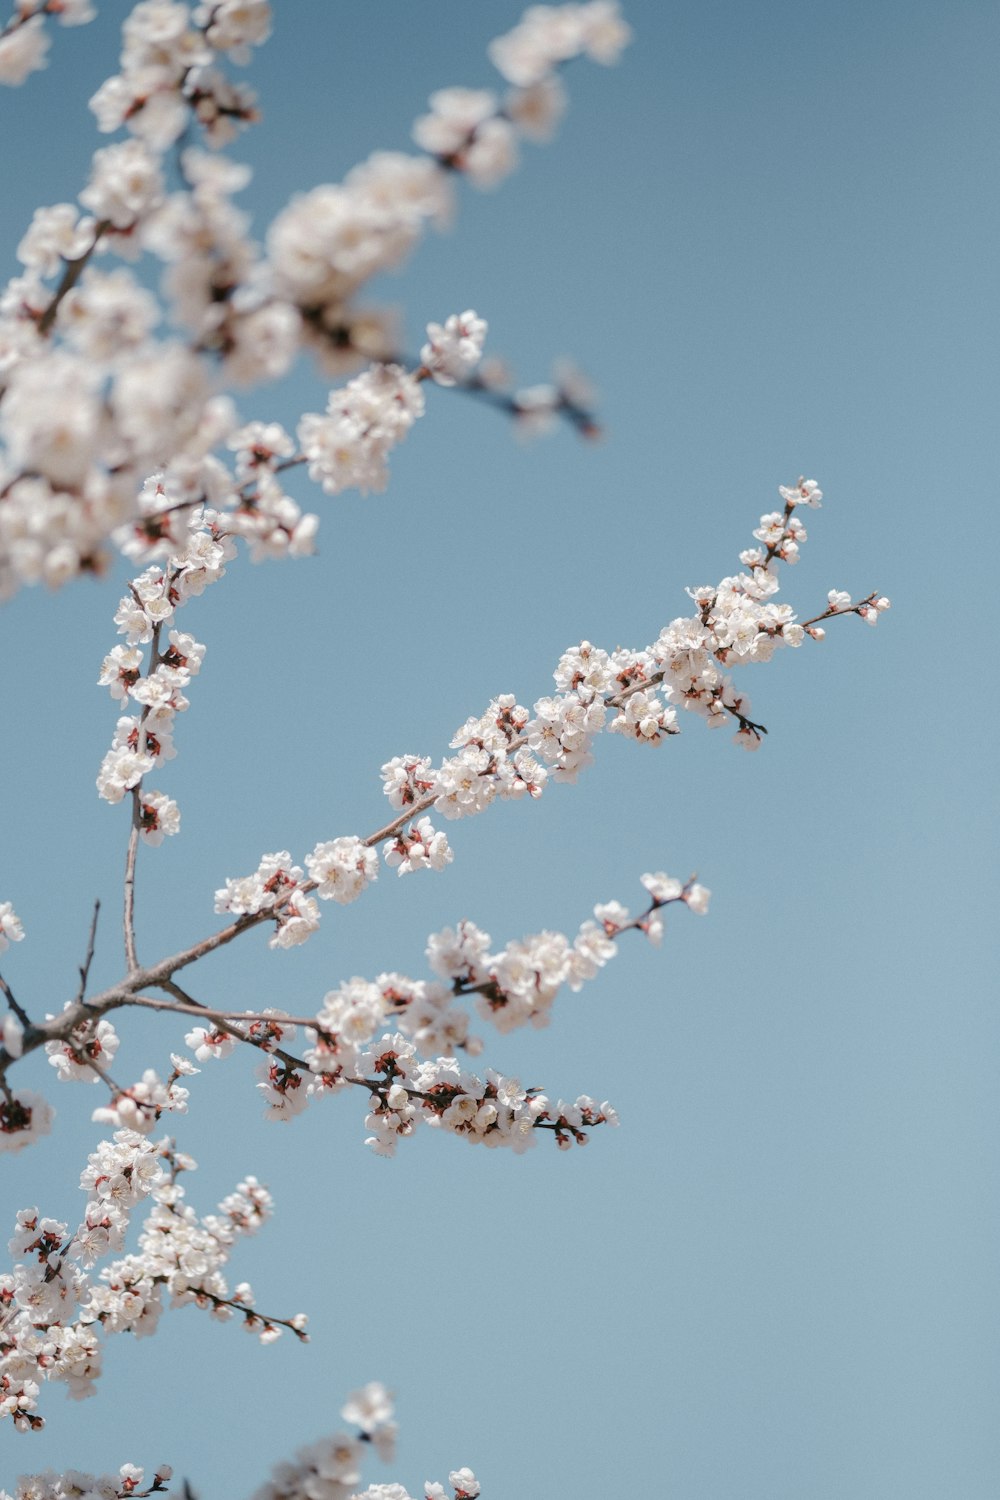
left=298, top=365, right=425, bottom=496
left=421, top=310, right=487, bottom=386
left=306, top=837, right=379, bottom=904
left=0, top=902, right=25, bottom=953
left=0, top=16, right=49, bottom=87
left=0, top=1090, right=54, bottom=1154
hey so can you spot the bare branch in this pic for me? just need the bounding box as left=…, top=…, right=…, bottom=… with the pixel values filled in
left=76, top=898, right=102, bottom=1005
left=0, top=970, right=31, bottom=1028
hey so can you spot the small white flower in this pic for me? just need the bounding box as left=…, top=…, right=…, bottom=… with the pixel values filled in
left=0, top=901, right=25, bottom=952
left=421, top=310, right=487, bottom=385
left=640, top=872, right=683, bottom=905
left=307, top=836, right=379, bottom=903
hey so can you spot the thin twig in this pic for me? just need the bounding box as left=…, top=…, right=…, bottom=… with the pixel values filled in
left=0, top=971, right=31, bottom=1027
left=76, top=899, right=101, bottom=1004
left=124, top=812, right=141, bottom=974
left=156, top=978, right=310, bottom=1076
left=78, top=1048, right=129, bottom=1101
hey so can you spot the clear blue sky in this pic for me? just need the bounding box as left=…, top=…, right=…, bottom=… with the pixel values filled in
left=2, top=3, right=997, bottom=1497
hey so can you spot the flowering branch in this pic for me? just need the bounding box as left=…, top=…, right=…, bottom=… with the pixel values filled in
left=0, top=3, right=893, bottom=1493
left=0, top=869, right=706, bottom=1161
left=1, top=1134, right=306, bottom=1434
left=0, top=475, right=887, bottom=1139
left=0, top=1, right=628, bottom=597
left=0, top=0, right=96, bottom=89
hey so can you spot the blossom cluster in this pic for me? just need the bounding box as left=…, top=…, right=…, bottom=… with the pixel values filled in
left=248, top=1382, right=398, bottom=1500
left=0, top=2, right=623, bottom=598
left=297, top=363, right=427, bottom=498
left=269, top=3, right=627, bottom=360
left=0, top=0, right=278, bottom=594
left=212, top=840, right=381, bottom=948
left=0, top=1463, right=172, bottom=1500
left=412, top=0, right=631, bottom=189
left=358, top=481, right=889, bottom=886
left=211, top=822, right=455, bottom=945
left=295, top=311, right=489, bottom=497
left=94, top=537, right=221, bottom=843
left=381, top=478, right=890, bottom=836
left=489, top=1, right=631, bottom=86
left=89, top=0, right=271, bottom=149
left=1, top=1134, right=305, bottom=1433
left=45, top=1014, right=120, bottom=1086
left=248, top=1385, right=479, bottom=1500
left=0, top=0, right=95, bottom=90
left=0, top=1087, right=53, bottom=1156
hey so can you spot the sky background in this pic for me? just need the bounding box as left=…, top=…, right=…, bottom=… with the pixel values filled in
left=1, top=1, right=998, bottom=1497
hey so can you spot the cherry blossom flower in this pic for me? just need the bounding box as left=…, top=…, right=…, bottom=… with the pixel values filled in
left=0, top=901, right=25, bottom=952
left=0, top=1089, right=53, bottom=1155
left=306, top=837, right=379, bottom=904
left=421, top=310, right=488, bottom=385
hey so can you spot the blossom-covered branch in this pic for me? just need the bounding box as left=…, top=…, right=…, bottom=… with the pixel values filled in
left=0, top=872, right=704, bottom=1158
left=103, top=474, right=885, bottom=929
left=0, top=0, right=95, bottom=89
left=0, top=5, right=894, bottom=1494
left=0, top=1, right=628, bottom=597
left=0, top=475, right=886, bottom=1158
left=0, top=1133, right=305, bottom=1434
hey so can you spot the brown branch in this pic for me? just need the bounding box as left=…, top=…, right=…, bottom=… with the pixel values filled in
left=134, top=989, right=316, bottom=1030
left=156, top=978, right=310, bottom=1078
left=176, top=1282, right=308, bottom=1341
left=801, top=591, right=880, bottom=630
left=76, top=1047, right=129, bottom=1101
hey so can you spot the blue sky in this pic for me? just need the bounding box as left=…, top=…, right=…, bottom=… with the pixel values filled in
left=1, top=2, right=997, bottom=1497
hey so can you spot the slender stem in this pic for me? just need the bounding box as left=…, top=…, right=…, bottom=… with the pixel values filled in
left=124, top=810, right=141, bottom=974
left=179, top=1282, right=309, bottom=1339
left=78, top=1049, right=129, bottom=1100
left=0, top=971, right=31, bottom=1027
left=136, top=990, right=318, bottom=1029
left=76, top=899, right=101, bottom=1005
left=801, top=592, right=879, bottom=630
left=156, top=978, right=308, bottom=1076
